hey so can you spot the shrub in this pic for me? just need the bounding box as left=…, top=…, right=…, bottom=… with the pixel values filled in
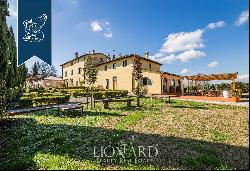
left=19, top=95, right=70, bottom=108
left=120, top=90, right=128, bottom=97
left=132, top=85, right=148, bottom=97
left=104, top=91, right=116, bottom=98
left=32, top=96, right=70, bottom=107
left=93, top=92, right=103, bottom=99
left=19, top=97, right=33, bottom=108
left=59, top=89, right=68, bottom=95
left=232, top=89, right=242, bottom=98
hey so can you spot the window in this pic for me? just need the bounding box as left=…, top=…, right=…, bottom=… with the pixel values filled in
left=76, top=81, right=78, bottom=87
left=113, top=76, right=117, bottom=90
left=65, top=71, right=67, bottom=77
left=71, top=62, right=73, bottom=66
left=113, top=63, right=116, bottom=69
left=83, top=71, right=86, bottom=81
left=106, top=79, right=109, bottom=89
left=141, top=77, right=152, bottom=86
left=149, top=64, right=152, bottom=70
left=100, top=58, right=103, bottom=62
left=71, top=70, right=73, bottom=75
left=78, top=68, right=81, bottom=74
left=104, top=65, right=108, bottom=71
left=123, top=60, right=128, bottom=67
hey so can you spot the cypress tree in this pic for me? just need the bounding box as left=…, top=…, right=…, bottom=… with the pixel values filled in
left=0, top=0, right=27, bottom=116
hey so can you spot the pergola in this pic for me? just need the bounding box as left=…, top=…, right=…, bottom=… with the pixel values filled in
left=182, top=72, right=238, bottom=95
left=183, top=72, right=238, bottom=82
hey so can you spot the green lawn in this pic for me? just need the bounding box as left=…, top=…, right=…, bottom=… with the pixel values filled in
left=0, top=98, right=249, bottom=170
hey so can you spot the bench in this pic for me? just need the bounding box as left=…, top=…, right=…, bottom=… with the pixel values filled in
left=101, top=98, right=134, bottom=109
left=150, top=95, right=176, bottom=102
left=57, top=103, right=83, bottom=116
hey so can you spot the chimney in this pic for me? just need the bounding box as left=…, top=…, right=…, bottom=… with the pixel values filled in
left=144, top=52, right=149, bottom=58
left=105, top=53, right=110, bottom=61
left=75, top=52, right=79, bottom=58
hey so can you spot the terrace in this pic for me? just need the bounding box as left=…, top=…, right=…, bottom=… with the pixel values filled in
left=179, top=73, right=242, bottom=102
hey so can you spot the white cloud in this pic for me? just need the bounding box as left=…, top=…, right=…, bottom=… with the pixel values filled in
left=208, top=61, right=219, bottom=68
left=176, top=50, right=206, bottom=62
left=157, top=54, right=176, bottom=64
left=160, top=29, right=205, bottom=54
left=104, top=33, right=112, bottom=38
left=235, top=9, right=249, bottom=27
left=7, top=0, right=17, bottom=18
left=180, top=69, right=190, bottom=74
left=91, top=21, right=103, bottom=32
left=103, top=22, right=112, bottom=38
left=90, top=21, right=112, bottom=38
left=207, top=21, right=225, bottom=30
left=8, top=8, right=17, bottom=17
left=237, top=74, right=249, bottom=82
left=154, top=52, right=165, bottom=58
left=152, top=21, right=225, bottom=64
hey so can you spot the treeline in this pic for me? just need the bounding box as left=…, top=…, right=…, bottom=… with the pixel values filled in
left=0, top=0, right=28, bottom=116
left=187, top=82, right=249, bottom=93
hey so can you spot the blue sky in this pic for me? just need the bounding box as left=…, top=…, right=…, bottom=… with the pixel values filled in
left=7, top=0, right=249, bottom=82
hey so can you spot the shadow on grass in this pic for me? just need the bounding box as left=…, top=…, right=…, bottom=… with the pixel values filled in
left=0, top=118, right=248, bottom=170
left=28, top=109, right=125, bottom=118
left=115, top=106, right=143, bottom=112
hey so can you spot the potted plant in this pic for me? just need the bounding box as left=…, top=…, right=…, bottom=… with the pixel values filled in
left=231, top=89, right=242, bottom=102
left=222, top=86, right=231, bottom=98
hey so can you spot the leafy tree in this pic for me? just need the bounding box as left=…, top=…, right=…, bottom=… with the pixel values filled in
left=29, top=61, right=57, bottom=83
left=31, top=61, right=40, bottom=76
left=84, top=57, right=98, bottom=85
left=39, top=61, right=57, bottom=78
left=84, top=56, right=98, bottom=109
left=132, top=56, right=143, bottom=106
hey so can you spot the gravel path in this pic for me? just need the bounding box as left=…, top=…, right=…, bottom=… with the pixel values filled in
left=5, top=97, right=95, bottom=116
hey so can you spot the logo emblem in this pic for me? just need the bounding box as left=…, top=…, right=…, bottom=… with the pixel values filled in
left=22, top=14, right=48, bottom=43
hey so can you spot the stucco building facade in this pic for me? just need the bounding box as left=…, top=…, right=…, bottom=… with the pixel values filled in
left=61, top=51, right=184, bottom=95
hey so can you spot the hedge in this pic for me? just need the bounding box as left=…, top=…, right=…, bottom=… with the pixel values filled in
left=22, top=89, right=128, bottom=102
left=19, top=97, right=33, bottom=108
left=19, top=95, right=70, bottom=108
left=103, top=90, right=128, bottom=98
left=22, top=92, right=68, bottom=98
left=71, top=90, right=128, bottom=99
left=93, top=92, right=103, bottom=99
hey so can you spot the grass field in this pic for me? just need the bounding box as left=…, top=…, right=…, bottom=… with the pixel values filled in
left=0, top=98, right=249, bottom=170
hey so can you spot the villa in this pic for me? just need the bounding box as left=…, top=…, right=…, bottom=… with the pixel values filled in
left=61, top=51, right=184, bottom=95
